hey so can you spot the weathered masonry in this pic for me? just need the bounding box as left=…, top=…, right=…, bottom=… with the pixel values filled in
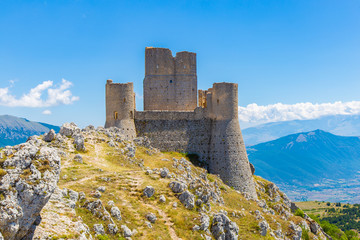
left=105, top=47, right=257, bottom=199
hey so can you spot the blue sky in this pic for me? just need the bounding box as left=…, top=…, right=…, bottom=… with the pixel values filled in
left=0, top=0, right=359, bottom=128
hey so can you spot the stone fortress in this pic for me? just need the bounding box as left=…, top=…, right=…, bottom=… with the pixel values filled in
left=105, top=47, right=257, bottom=199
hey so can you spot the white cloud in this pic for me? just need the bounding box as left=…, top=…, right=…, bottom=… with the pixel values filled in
left=42, top=110, right=52, bottom=115
left=0, top=79, right=79, bottom=107
left=238, top=101, right=360, bottom=124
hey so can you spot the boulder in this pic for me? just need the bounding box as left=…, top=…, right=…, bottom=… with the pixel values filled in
left=111, top=206, right=122, bottom=221
left=73, top=134, right=86, bottom=151
left=43, top=129, right=56, bottom=142
left=200, top=213, right=210, bottom=231
left=160, top=167, right=169, bottom=178
left=169, top=181, right=187, bottom=193
left=143, top=186, right=155, bottom=198
left=93, top=224, right=105, bottom=235
left=259, top=220, right=269, bottom=236
left=121, top=225, right=133, bottom=237
left=211, top=212, right=239, bottom=240
left=159, top=195, right=166, bottom=203
left=108, top=223, right=118, bottom=234
left=145, top=213, right=157, bottom=223
left=59, top=122, right=79, bottom=137
left=73, top=154, right=83, bottom=163
left=178, top=190, right=195, bottom=209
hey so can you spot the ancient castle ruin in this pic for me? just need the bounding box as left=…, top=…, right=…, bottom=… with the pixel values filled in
left=105, top=47, right=257, bottom=199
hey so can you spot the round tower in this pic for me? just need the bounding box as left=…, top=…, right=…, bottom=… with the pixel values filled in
left=209, top=83, right=257, bottom=199
left=105, top=80, right=136, bottom=139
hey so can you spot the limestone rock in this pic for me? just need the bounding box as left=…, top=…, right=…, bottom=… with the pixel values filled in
left=73, top=134, right=86, bottom=151
left=111, top=206, right=122, bottom=221
left=159, top=195, right=166, bottom=203
left=0, top=143, right=61, bottom=240
left=143, top=186, right=155, bottom=198
left=73, top=154, right=83, bottom=163
left=259, top=220, right=269, bottom=236
left=289, top=222, right=302, bottom=240
left=145, top=213, right=157, bottom=223
left=178, top=190, right=195, bottom=209
left=211, top=212, right=239, bottom=240
left=93, top=224, right=105, bottom=235
left=160, top=167, right=169, bottom=178
left=93, top=190, right=102, bottom=198
left=43, top=129, right=56, bottom=142
left=97, top=186, right=106, bottom=192
left=108, top=223, right=118, bottom=234
left=121, top=225, right=133, bottom=237
left=169, top=181, right=187, bottom=193
left=68, top=189, right=79, bottom=202
left=200, top=213, right=210, bottom=231
left=59, top=122, right=80, bottom=137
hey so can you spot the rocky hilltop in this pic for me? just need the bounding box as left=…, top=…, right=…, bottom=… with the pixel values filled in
left=0, top=123, right=330, bottom=239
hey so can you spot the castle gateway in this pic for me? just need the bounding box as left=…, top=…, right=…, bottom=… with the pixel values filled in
left=105, top=47, right=257, bottom=199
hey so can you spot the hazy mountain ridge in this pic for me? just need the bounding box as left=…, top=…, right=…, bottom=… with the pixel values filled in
left=247, top=130, right=360, bottom=203
left=242, top=114, right=360, bottom=146
left=0, top=115, right=60, bottom=147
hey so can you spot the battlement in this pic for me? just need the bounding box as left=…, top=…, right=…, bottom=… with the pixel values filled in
left=145, top=47, right=196, bottom=76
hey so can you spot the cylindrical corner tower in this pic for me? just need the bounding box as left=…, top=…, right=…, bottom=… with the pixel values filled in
left=105, top=80, right=136, bottom=139
left=209, top=83, right=257, bottom=199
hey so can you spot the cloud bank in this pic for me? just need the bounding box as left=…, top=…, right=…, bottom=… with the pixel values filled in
left=42, top=110, right=52, bottom=115
left=0, top=79, right=79, bottom=107
left=238, top=101, right=360, bottom=124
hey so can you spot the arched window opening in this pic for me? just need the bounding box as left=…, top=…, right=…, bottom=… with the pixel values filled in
left=114, top=111, right=118, bottom=120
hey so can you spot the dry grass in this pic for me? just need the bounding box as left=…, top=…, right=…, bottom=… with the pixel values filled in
left=52, top=133, right=305, bottom=240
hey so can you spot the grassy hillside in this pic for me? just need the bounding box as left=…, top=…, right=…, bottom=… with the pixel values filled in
left=297, top=201, right=360, bottom=239
left=4, top=125, right=332, bottom=239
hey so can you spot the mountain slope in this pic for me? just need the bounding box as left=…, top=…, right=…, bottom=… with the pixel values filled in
left=0, top=115, right=60, bottom=147
left=242, top=114, right=360, bottom=146
left=247, top=130, right=360, bottom=202
left=0, top=124, right=330, bottom=239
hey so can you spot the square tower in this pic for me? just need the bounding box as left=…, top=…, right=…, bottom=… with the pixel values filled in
left=143, top=47, right=197, bottom=111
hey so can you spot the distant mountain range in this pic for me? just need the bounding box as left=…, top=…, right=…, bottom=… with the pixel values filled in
left=242, top=114, right=360, bottom=146
left=0, top=115, right=60, bottom=147
left=247, top=130, right=360, bottom=203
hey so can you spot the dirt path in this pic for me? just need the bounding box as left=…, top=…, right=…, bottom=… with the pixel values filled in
left=144, top=202, right=182, bottom=240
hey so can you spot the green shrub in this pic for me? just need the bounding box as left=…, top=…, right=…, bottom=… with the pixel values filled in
left=345, top=230, right=359, bottom=240
left=308, top=214, right=321, bottom=224
left=97, top=235, right=110, bottom=240
left=294, top=208, right=305, bottom=218
left=320, top=220, right=347, bottom=240
left=301, top=226, right=310, bottom=240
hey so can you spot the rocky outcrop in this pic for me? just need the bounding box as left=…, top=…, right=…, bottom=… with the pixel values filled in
left=211, top=212, right=239, bottom=240
left=0, top=138, right=61, bottom=239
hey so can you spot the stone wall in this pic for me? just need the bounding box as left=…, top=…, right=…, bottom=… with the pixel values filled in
left=134, top=109, right=212, bottom=161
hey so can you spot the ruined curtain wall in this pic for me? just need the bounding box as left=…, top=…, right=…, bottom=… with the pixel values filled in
left=134, top=110, right=211, bottom=161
